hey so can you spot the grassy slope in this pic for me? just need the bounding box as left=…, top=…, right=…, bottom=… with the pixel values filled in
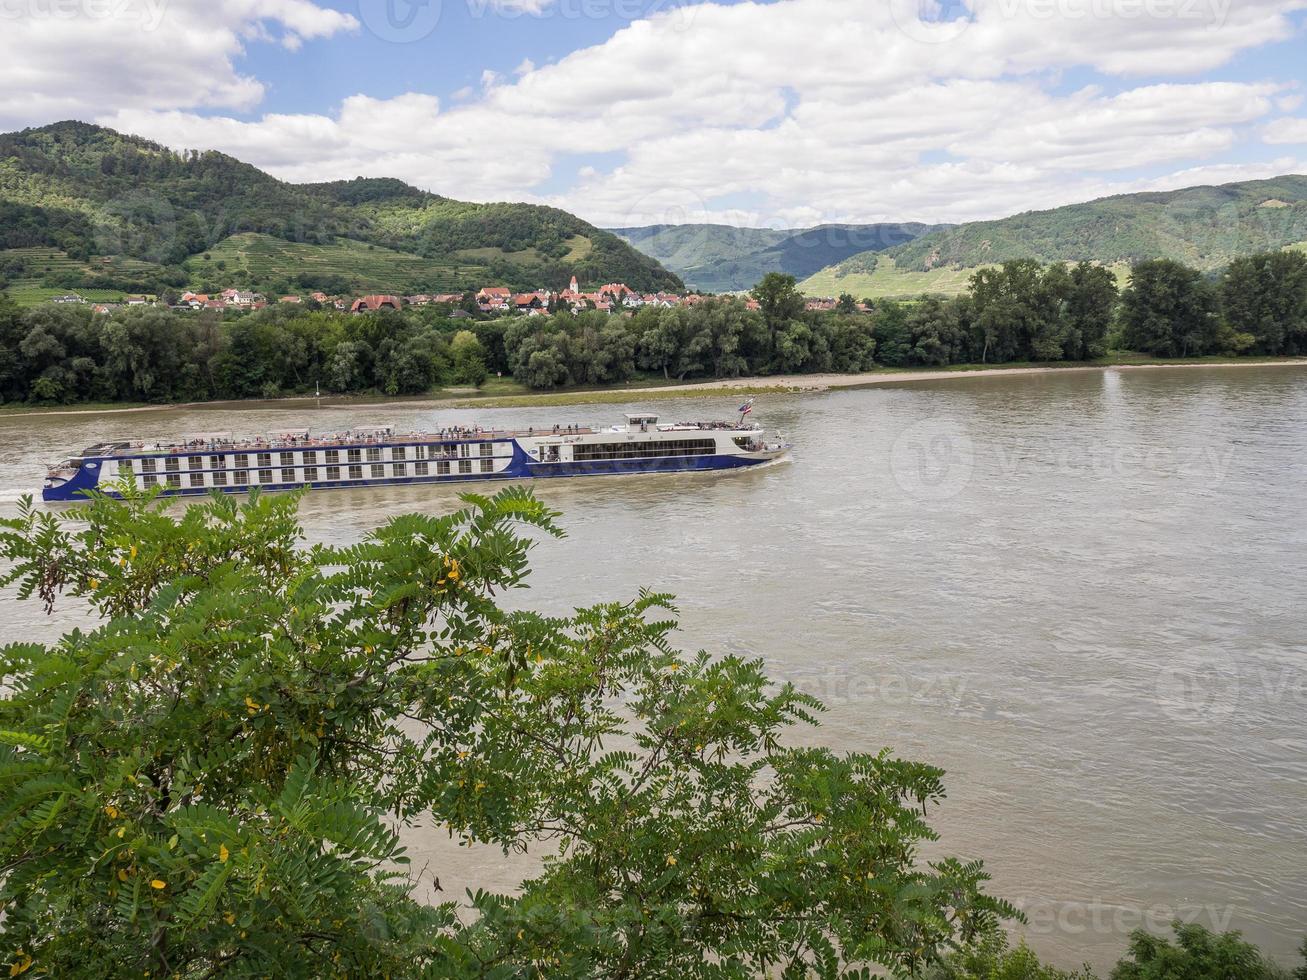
left=799, top=255, right=992, bottom=298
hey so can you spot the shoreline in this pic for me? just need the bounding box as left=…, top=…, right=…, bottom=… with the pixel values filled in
left=4, top=357, right=1306, bottom=418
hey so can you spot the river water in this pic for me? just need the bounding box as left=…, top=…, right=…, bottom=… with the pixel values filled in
left=3, top=364, right=1305, bottom=972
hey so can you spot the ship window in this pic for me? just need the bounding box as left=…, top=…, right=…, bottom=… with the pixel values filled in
left=165, top=457, right=180, bottom=472
left=326, top=466, right=341, bottom=481
left=371, top=464, right=385, bottom=479
left=166, top=474, right=182, bottom=488
left=258, top=469, right=273, bottom=483
left=348, top=449, right=362, bottom=464
left=234, top=471, right=249, bottom=486
left=257, top=453, right=272, bottom=468
left=302, top=451, right=317, bottom=465
left=459, top=459, right=472, bottom=474
left=212, top=471, right=227, bottom=487
left=142, top=474, right=158, bottom=487
left=414, top=446, right=426, bottom=461
left=140, top=458, right=157, bottom=473
left=367, top=447, right=382, bottom=463
left=325, top=450, right=340, bottom=465
left=188, top=456, right=203, bottom=470
left=281, top=468, right=296, bottom=483
left=459, top=444, right=471, bottom=458
left=414, top=461, right=428, bottom=476
left=437, top=461, right=450, bottom=476
left=280, top=452, right=294, bottom=466
left=480, top=442, right=493, bottom=457
left=392, top=447, right=407, bottom=461
left=189, top=473, right=204, bottom=488
left=234, top=454, right=248, bottom=468
left=118, top=461, right=134, bottom=477
left=393, top=462, right=407, bottom=477
left=304, top=467, right=318, bottom=482
left=480, top=459, right=493, bottom=473
left=210, top=455, right=224, bottom=469
left=348, top=465, right=363, bottom=480
left=572, top=438, right=717, bottom=462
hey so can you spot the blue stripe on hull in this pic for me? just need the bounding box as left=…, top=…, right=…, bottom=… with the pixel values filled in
left=42, top=453, right=775, bottom=501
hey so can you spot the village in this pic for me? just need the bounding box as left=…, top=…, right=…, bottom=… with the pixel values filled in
left=48, top=275, right=850, bottom=316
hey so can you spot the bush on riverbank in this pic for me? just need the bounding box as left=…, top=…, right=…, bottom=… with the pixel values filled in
left=926, top=924, right=1307, bottom=980
left=1, top=249, right=1304, bottom=404
left=0, top=486, right=1014, bottom=977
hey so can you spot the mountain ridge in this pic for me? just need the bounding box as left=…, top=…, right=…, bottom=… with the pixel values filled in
left=0, top=120, right=682, bottom=295
left=609, top=221, right=944, bottom=292
left=797, top=174, right=1307, bottom=298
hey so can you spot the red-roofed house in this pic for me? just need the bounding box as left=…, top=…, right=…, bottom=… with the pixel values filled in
left=351, top=295, right=404, bottom=313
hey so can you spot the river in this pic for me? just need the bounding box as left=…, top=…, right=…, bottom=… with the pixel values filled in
left=3, top=364, right=1305, bottom=973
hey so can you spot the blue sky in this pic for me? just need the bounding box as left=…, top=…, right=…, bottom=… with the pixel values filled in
left=2, top=0, right=1306, bottom=227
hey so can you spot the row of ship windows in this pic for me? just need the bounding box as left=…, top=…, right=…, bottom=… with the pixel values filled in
left=136, top=459, right=496, bottom=487
left=572, top=438, right=718, bottom=462
left=130, top=443, right=498, bottom=473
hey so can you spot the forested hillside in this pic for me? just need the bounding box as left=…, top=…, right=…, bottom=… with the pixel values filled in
left=0, top=121, right=681, bottom=297
left=610, top=221, right=939, bottom=292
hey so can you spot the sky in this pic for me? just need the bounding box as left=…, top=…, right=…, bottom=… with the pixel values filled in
left=1, top=0, right=1306, bottom=230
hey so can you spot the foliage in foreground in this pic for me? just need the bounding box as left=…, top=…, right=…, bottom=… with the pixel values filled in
left=926, top=923, right=1307, bottom=980
left=0, top=486, right=1013, bottom=977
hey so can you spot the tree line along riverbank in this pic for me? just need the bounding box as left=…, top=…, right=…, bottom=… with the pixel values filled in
left=2, top=251, right=1305, bottom=408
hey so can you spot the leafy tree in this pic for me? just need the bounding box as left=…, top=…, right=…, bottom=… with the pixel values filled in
left=752, top=272, right=806, bottom=329
left=1221, top=250, right=1307, bottom=355
left=1121, top=259, right=1219, bottom=358
left=1110, top=922, right=1293, bottom=980
left=449, top=329, right=489, bottom=387
left=1, top=487, right=1014, bottom=977
left=925, top=930, right=1098, bottom=979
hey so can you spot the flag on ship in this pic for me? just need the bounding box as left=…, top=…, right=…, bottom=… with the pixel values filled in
left=738, top=398, right=754, bottom=417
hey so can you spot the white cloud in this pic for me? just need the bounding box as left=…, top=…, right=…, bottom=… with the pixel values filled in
left=0, top=0, right=357, bottom=128
left=1264, top=117, right=1307, bottom=144
left=13, top=0, right=1307, bottom=226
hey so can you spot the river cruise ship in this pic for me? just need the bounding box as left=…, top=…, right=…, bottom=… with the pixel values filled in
left=42, top=410, right=789, bottom=502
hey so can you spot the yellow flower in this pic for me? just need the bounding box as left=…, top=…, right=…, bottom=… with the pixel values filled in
left=244, top=696, right=259, bottom=716
left=104, top=804, right=119, bottom=819
left=150, top=879, right=167, bottom=890
left=219, top=844, right=229, bottom=863
left=118, top=557, right=127, bottom=568
left=446, top=559, right=461, bottom=582
left=666, top=855, right=678, bottom=867
left=224, top=912, right=235, bottom=925
left=88, top=578, right=100, bottom=590
left=130, top=545, right=138, bottom=559
left=9, top=951, right=33, bottom=976
left=117, top=868, right=129, bottom=882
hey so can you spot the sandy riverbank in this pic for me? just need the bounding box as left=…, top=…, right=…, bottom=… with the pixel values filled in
left=5, top=358, right=1306, bottom=418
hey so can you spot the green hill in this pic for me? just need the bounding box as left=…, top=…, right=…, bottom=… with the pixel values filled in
left=609, top=222, right=940, bottom=292
left=0, top=121, right=681, bottom=298
left=799, top=175, right=1307, bottom=297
